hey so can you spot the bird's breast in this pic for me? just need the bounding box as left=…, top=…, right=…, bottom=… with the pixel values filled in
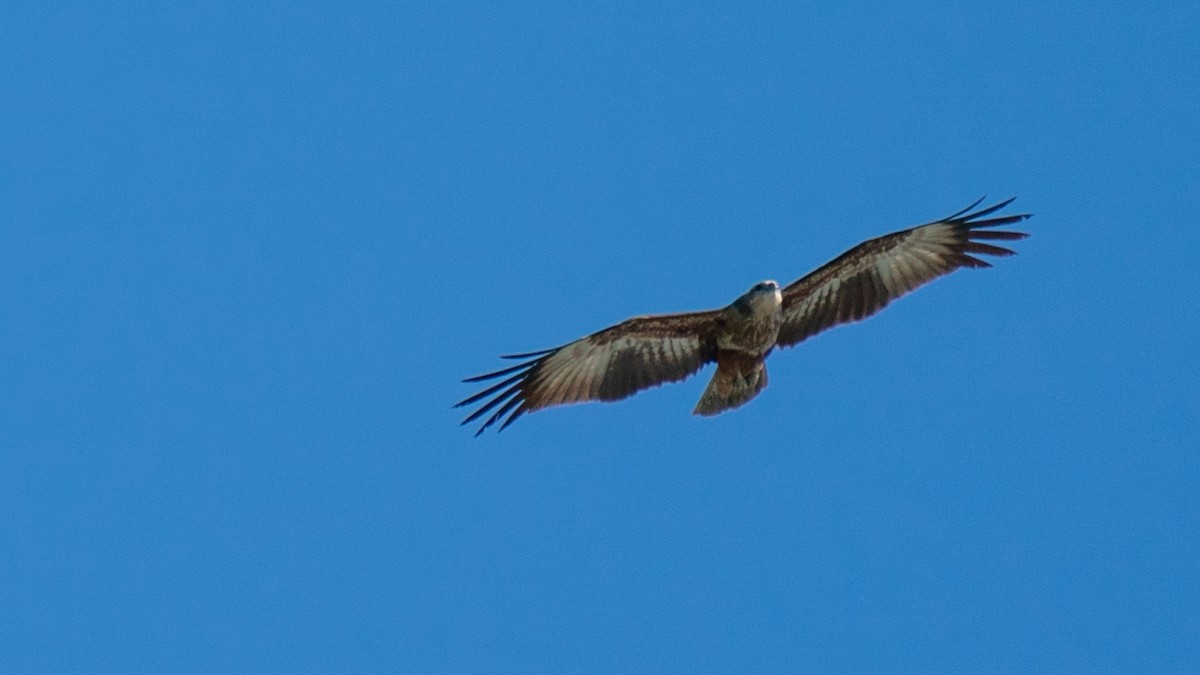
left=718, top=301, right=782, bottom=355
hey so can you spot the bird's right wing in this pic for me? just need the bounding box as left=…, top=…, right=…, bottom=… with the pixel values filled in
left=457, top=310, right=725, bottom=435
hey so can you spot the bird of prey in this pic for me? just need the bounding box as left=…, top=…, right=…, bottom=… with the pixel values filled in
left=458, top=197, right=1030, bottom=435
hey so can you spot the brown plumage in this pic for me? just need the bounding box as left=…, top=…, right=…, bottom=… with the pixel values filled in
left=458, top=197, right=1030, bottom=435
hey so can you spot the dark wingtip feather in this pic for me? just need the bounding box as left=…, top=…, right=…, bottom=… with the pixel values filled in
left=460, top=385, right=520, bottom=425
left=497, top=403, right=529, bottom=433
left=942, top=197, right=1033, bottom=230
left=970, top=215, right=1031, bottom=228
left=950, top=198, right=1032, bottom=252
left=501, top=348, right=555, bottom=359
left=955, top=253, right=992, bottom=268
left=455, top=370, right=528, bottom=408
left=970, top=230, right=1029, bottom=241
left=462, top=359, right=537, bottom=383
left=963, top=196, right=1017, bottom=220
left=477, top=393, right=524, bottom=435
left=459, top=349, right=552, bottom=435
left=964, top=241, right=1020, bottom=257
left=943, top=195, right=988, bottom=221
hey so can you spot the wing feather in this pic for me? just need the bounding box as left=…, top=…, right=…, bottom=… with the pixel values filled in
left=776, top=198, right=1030, bottom=348
left=457, top=311, right=724, bottom=435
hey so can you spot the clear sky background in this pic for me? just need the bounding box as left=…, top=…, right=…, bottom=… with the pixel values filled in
left=3, top=1, right=1198, bottom=672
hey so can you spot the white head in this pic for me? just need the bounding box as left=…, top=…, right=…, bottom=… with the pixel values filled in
left=733, top=280, right=782, bottom=315
left=749, top=280, right=780, bottom=295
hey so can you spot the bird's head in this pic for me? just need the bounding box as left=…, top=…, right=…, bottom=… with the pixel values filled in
left=731, top=280, right=782, bottom=315
left=749, top=280, right=779, bottom=295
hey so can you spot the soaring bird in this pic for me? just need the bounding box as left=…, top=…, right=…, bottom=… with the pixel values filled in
left=458, top=197, right=1030, bottom=435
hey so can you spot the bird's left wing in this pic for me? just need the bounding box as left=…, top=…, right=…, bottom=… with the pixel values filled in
left=457, top=310, right=724, bottom=435
left=776, top=197, right=1031, bottom=348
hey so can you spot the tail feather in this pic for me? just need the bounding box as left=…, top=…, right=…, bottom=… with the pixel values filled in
left=693, top=353, right=768, bottom=416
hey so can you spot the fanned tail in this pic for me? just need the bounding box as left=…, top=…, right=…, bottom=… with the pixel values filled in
left=693, top=353, right=768, bottom=416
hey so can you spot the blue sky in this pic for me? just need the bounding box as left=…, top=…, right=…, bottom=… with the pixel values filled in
left=3, top=1, right=1198, bottom=671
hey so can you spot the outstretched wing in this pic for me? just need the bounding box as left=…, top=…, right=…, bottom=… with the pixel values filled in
left=776, top=197, right=1031, bottom=348
left=457, top=311, right=725, bottom=435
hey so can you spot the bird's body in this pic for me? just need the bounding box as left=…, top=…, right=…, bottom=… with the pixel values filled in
left=694, top=281, right=782, bottom=416
left=718, top=281, right=783, bottom=355
left=458, top=198, right=1031, bottom=435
